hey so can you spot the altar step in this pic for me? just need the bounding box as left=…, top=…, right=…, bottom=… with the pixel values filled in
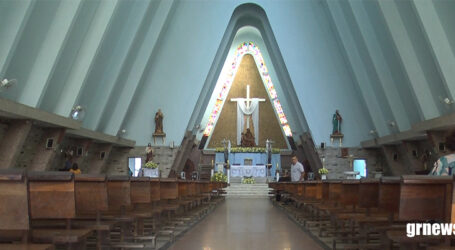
left=224, top=183, right=272, bottom=198
left=229, top=177, right=272, bottom=184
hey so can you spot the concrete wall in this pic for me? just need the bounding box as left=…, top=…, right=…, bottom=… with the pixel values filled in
left=316, top=147, right=383, bottom=179
left=105, top=146, right=177, bottom=177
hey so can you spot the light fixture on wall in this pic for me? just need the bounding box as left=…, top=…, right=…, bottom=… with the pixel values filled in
left=388, top=121, right=396, bottom=127
left=70, top=105, right=85, bottom=121
left=0, top=78, right=17, bottom=91
left=369, top=129, right=378, bottom=137
left=444, top=97, right=454, bottom=105
left=117, top=129, right=127, bottom=137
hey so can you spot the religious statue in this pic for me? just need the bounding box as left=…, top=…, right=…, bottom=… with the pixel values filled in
left=154, top=109, right=164, bottom=135
left=332, top=110, right=342, bottom=135
left=145, top=143, right=153, bottom=162
left=241, top=128, right=256, bottom=147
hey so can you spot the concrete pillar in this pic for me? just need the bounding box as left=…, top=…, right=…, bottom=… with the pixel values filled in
left=29, top=128, right=66, bottom=171
left=87, top=143, right=113, bottom=174
left=0, top=120, right=33, bottom=169
left=381, top=145, right=411, bottom=176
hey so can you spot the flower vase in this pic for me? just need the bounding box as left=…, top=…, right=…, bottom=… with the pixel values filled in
left=321, top=174, right=327, bottom=180
left=143, top=168, right=159, bottom=178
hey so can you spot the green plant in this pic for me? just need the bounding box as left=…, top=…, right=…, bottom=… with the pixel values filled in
left=144, top=161, right=159, bottom=169
left=242, top=177, right=255, bottom=184
left=211, top=171, right=227, bottom=182
left=318, top=167, right=329, bottom=175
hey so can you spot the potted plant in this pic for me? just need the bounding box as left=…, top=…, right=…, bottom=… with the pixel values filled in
left=318, top=167, right=329, bottom=180
left=242, top=176, right=255, bottom=184
left=142, top=161, right=159, bottom=177
left=211, top=171, right=227, bottom=182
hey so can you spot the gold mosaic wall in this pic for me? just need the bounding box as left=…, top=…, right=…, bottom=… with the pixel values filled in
left=207, top=54, right=288, bottom=149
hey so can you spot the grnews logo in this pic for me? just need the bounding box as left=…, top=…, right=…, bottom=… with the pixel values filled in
left=407, top=223, right=455, bottom=237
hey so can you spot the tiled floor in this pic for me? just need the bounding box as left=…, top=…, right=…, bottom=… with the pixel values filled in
left=167, top=198, right=324, bottom=250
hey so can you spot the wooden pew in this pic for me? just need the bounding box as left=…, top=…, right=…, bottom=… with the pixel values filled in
left=27, top=171, right=93, bottom=249
left=73, top=174, right=116, bottom=249
left=0, top=169, right=54, bottom=250
left=385, top=175, right=453, bottom=249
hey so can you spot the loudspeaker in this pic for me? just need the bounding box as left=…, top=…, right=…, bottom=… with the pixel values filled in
left=320, top=142, right=325, bottom=149
left=393, top=153, right=398, bottom=161
left=46, top=138, right=54, bottom=149
left=77, top=147, right=83, bottom=156
left=198, top=135, right=208, bottom=150
left=287, top=136, right=297, bottom=150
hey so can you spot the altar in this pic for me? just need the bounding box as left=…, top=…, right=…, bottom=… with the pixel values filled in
left=231, top=165, right=266, bottom=177
left=215, top=152, right=280, bottom=177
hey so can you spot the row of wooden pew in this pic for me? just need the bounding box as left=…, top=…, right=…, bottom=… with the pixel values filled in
left=269, top=176, right=455, bottom=250
left=0, top=169, right=227, bottom=250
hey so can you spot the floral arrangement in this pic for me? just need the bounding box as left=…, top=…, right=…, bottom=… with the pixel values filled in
left=318, top=167, right=329, bottom=175
left=242, top=177, right=255, bottom=184
left=144, top=161, right=159, bottom=169
left=211, top=172, right=227, bottom=182
left=215, top=147, right=280, bottom=154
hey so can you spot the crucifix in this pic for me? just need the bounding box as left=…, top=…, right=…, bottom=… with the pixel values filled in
left=230, top=85, right=265, bottom=129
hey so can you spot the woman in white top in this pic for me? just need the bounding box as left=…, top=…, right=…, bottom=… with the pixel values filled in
left=429, top=133, right=455, bottom=176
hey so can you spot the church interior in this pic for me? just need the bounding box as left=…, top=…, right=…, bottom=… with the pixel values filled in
left=0, top=0, right=455, bottom=249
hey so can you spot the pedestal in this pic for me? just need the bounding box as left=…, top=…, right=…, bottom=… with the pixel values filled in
left=330, top=133, right=344, bottom=147
left=141, top=168, right=159, bottom=178
left=152, top=133, right=166, bottom=144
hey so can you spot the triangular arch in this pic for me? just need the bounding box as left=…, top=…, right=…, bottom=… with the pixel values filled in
left=203, top=41, right=292, bottom=149
left=186, top=3, right=310, bottom=147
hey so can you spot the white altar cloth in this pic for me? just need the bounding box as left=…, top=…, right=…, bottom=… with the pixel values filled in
left=230, top=165, right=266, bottom=177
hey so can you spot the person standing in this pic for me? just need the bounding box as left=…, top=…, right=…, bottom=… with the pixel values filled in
left=429, top=132, right=455, bottom=176
left=291, top=156, right=304, bottom=182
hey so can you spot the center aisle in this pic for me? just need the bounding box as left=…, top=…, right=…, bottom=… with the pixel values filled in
left=167, top=198, right=324, bottom=250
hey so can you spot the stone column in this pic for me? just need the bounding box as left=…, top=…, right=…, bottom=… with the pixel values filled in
left=29, top=128, right=66, bottom=171
left=87, top=143, right=113, bottom=174
left=0, top=120, right=33, bottom=169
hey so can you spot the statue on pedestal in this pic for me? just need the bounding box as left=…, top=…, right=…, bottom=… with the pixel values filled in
left=332, top=110, right=342, bottom=135
left=154, top=109, right=164, bottom=135
left=145, top=143, right=153, bottom=162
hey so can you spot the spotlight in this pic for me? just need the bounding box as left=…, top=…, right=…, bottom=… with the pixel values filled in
left=70, top=105, right=85, bottom=121
left=0, top=78, right=17, bottom=91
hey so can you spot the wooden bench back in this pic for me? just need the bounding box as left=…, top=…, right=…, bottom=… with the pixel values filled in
left=341, top=180, right=360, bottom=206
left=160, top=178, right=178, bottom=199
left=379, top=177, right=401, bottom=214
left=130, top=177, right=151, bottom=204
left=74, top=174, right=108, bottom=215
left=358, top=179, right=380, bottom=208
left=326, top=180, right=342, bottom=203
left=178, top=180, right=188, bottom=198
left=107, top=175, right=131, bottom=211
left=0, top=169, right=29, bottom=230
left=189, top=182, right=197, bottom=196
left=296, top=183, right=304, bottom=196
left=399, top=175, right=452, bottom=222
left=303, top=181, right=321, bottom=200
left=28, top=171, right=76, bottom=219
left=150, top=179, right=160, bottom=201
